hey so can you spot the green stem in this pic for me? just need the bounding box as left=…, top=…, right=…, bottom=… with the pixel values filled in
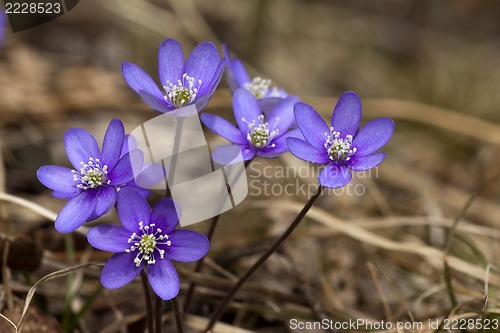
left=204, top=185, right=323, bottom=332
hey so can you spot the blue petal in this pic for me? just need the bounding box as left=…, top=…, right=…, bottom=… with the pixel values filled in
left=64, top=128, right=101, bottom=170
left=123, top=181, right=152, bottom=198
left=286, top=137, right=329, bottom=164
left=205, top=58, right=225, bottom=98
left=122, top=62, right=168, bottom=112
left=100, top=252, right=143, bottom=289
left=233, top=88, right=262, bottom=132
left=259, top=97, right=285, bottom=116
left=138, top=90, right=171, bottom=113
left=331, top=91, right=362, bottom=137
left=158, top=39, right=185, bottom=87
left=108, top=150, right=144, bottom=186
left=318, top=163, right=352, bottom=188
left=267, top=95, right=300, bottom=135
left=164, top=230, right=209, bottom=262
left=150, top=198, right=179, bottom=234
left=185, top=42, right=221, bottom=94
left=231, top=58, right=250, bottom=89
left=294, top=102, right=329, bottom=150
left=55, top=190, right=97, bottom=232
left=117, top=188, right=151, bottom=232
left=212, top=144, right=255, bottom=164
left=347, top=152, right=386, bottom=171
left=352, top=118, right=394, bottom=156
left=201, top=113, right=247, bottom=144
left=37, top=165, right=81, bottom=195
left=146, top=259, right=180, bottom=300
left=94, top=185, right=117, bottom=216
left=101, top=119, right=125, bottom=170
left=87, top=225, right=131, bottom=252
left=52, top=191, right=77, bottom=199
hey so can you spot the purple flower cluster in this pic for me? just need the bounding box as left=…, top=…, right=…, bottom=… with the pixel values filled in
left=37, top=38, right=394, bottom=301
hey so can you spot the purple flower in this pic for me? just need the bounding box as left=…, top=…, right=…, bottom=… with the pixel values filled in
left=287, top=91, right=394, bottom=188
left=123, top=39, right=224, bottom=113
left=37, top=119, right=143, bottom=233
left=201, top=88, right=301, bottom=162
left=223, top=44, right=287, bottom=114
left=223, top=44, right=287, bottom=99
left=87, top=188, right=210, bottom=300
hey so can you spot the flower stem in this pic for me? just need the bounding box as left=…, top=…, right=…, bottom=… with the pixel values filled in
left=154, top=295, right=163, bottom=333
left=182, top=214, right=220, bottom=312
left=171, top=297, right=185, bottom=333
left=140, top=270, right=154, bottom=333
left=183, top=159, right=253, bottom=313
left=204, top=185, right=323, bottom=332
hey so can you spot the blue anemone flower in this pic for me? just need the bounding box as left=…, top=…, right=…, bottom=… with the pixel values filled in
left=37, top=119, right=143, bottom=232
left=87, top=188, right=210, bottom=300
left=287, top=91, right=394, bottom=188
left=123, top=39, right=225, bottom=113
left=223, top=44, right=288, bottom=114
left=201, top=88, right=301, bottom=162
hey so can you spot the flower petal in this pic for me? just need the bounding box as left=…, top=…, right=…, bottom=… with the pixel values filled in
left=64, top=128, right=101, bottom=170
left=116, top=188, right=151, bottom=231
left=212, top=144, right=255, bottom=164
left=101, top=119, right=125, bottom=170
left=55, top=190, right=97, bottom=232
left=185, top=42, right=221, bottom=92
left=258, top=128, right=302, bottom=158
left=318, top=163, right=352, bottom=188
left=200, top=113, right=247, bottom=144
left=147, top=259, right=180, bottom=300
left=164, top=230, right=209, bottom=262
left=294, top=102, right=329, bottom=149
left=352, top=118, right=394, bottom=156
left=231, top=58, right=250, bottom=89
left=94, top=185, right=117, bottom=216
left=286, top=137, right=329, bottom=164
left=158, top=39, right=185, bottom=87
left=100, top=252, right=143, bottom=289
left=108, top=150, right=144, bottom=186
left=331, top=91, right=362, bottom=137
left=87, top=224, right=131, bottom=252
left=259, top=97, right=284, bottom=116
left=347, top=152, right=386, bottom=171
left=37, top=165, right=81, bottom=195
left=138, top=90, right=171, bottom=113
left=150, top=198, right=179, bottom=233
left=122, top=62, right=168, bottom=112
left=267, top=95, right=300, bottom=135
left=233, top=88, right=262, bottom=131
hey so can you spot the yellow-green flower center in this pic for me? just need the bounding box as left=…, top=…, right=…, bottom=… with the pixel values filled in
left=72, top=157, right=110, bottom=190
left=244, top=115, right=279, bottom=149
left=163, top=73, right=202, bottom=108
left=324, top=127, right=356, bottom=161
left=125, top=222, right=171, bottom=267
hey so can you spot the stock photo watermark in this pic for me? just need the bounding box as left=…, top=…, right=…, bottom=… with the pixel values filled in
left=247, top=161, right=379, bottom=197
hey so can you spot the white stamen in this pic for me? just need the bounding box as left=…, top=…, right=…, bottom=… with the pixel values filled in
left=244, top=115, right=279, bottom=149
left=126, top=221, right=172, bottom=267
left=324, top=127, right=357, bottom=161
left=72, top=157, right=110, bottom=190
left=163, top=73, right=202, bottom=108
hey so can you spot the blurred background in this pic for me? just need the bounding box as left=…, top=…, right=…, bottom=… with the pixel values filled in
left=0, top=0, right=499, bottom=332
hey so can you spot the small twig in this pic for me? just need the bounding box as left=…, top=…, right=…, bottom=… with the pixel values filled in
left=204, top=185, right=323, bottom=332
left=2, top=239, right=13, bottom=310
